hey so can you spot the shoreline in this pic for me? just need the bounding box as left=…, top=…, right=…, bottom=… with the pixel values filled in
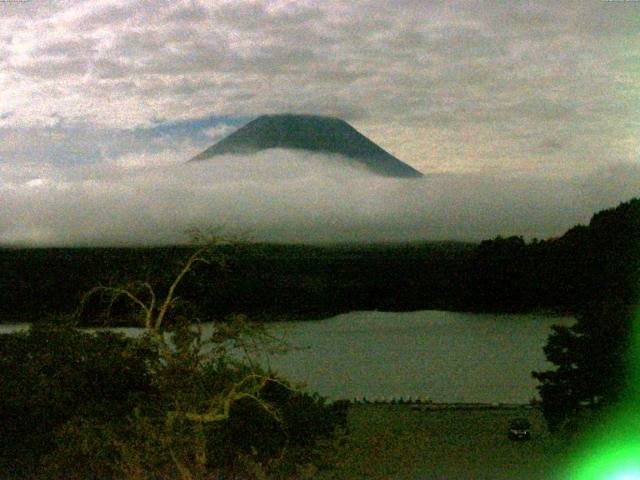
left=347, top=400, right=537, bottom=410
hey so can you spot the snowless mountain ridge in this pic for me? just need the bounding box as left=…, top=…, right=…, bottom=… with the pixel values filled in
left=189, top=114, right=424, bottom=178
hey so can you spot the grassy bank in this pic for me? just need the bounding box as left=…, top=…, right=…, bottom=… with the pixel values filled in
left=324, top=404, right=573, bottom=479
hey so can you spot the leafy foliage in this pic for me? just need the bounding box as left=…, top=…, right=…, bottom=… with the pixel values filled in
left=0, top=324, right=347, bottom=479
left=533, top=199, right=640, bottom=431
left=532, top=302, right=633, bottom=431
left=0, top=239, right=348, bottom=479
left=0, top=323, right=158, bottom=477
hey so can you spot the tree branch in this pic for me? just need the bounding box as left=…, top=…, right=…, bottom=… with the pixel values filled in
left=154, top=248, right=209, bottom=331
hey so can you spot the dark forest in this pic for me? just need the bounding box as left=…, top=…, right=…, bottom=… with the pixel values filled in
left=2, top=198, right=638, bottom=326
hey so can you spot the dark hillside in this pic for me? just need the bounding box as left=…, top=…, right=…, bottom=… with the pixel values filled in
left=0, top=243, right=472, bottom=324
left=1, top=198, right=639, bottom=325
left=455, top=198, right=640, bottom=313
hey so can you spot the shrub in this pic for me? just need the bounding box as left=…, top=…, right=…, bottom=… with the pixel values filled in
left=1, top=238, right=348, bottom=479
left=0, top=323, right=158, bottom=477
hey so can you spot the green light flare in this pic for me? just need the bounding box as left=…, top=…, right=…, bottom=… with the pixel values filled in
left=564, top=412, right=640, bottom=479
left=562, top=309, right=640, bottom=480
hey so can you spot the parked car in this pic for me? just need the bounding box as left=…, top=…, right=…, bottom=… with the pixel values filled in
left=508, top=417, right=531, bottom=440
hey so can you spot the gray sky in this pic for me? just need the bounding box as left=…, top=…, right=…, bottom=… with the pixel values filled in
left=1, top=0, right=639, bottom=245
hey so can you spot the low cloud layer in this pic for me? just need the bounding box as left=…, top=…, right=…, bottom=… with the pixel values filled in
left=2, top=150, right=639, bottom=247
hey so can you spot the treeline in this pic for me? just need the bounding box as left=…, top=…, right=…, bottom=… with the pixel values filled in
left=0, top=242, right=475, bottom=324
left=2, top=198, right=639, bottom=324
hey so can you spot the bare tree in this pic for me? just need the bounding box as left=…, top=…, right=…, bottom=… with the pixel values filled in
left=79, top=232, right=289, bottom=480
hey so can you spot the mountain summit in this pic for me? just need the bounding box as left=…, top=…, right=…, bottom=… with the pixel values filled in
left=189, top=114, right=423, bottom=178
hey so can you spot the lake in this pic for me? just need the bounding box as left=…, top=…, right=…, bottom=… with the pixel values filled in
left=0, top=310, right=573, bottom=403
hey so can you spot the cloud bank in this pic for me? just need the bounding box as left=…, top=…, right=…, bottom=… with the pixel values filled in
left=2, top=150, right=639, bottom=247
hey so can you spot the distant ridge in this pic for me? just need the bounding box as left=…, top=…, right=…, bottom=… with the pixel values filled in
left=189, top=114, right=423, bottom=178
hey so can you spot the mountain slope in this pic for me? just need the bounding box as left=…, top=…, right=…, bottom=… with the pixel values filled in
left=189, top=114, right=423, bottom=178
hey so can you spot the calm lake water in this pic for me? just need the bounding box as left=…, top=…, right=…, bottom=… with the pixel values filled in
left=0, top=310, right=573, bottom=403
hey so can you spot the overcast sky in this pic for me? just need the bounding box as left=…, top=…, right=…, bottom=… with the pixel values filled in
left=1, top=0, right=639, bottom=245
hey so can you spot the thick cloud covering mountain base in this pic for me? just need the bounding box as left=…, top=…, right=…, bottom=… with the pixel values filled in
left=2, top=150, right=639, bottom=247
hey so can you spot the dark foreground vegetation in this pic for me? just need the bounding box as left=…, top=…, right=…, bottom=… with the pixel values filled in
left=0, top=323, right=349, bottom=479
left=1, top=242, right=349, bottom=479
left=533, top=199, right=640, bottom=435
left=2, top=198, right=640, bottom=325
